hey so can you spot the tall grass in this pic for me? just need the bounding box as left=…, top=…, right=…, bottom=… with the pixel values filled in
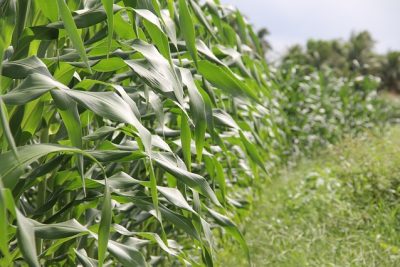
left=0, top=0, right=385, bottom=266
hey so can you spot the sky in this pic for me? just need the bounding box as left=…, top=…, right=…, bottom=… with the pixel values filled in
left=220, top=0, right=400, bottom=56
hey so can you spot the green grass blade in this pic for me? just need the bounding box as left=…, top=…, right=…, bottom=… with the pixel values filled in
left=180, top=111, right=192, bottom=170
left=179, top=0, right=198, bottom=66
left=239, top=131, right=267, bottom=173
left=16, top=209, right=40, bottom=267
left=157, top=186, right=195, bottom=213
left=181, top=68, right=206, bottom=162
left=98, top=183, right=112, bottom=267
left=152, top=152, right=220, bottom=206
left=56, top=0, right=91, bottom=71
left=0, top=98, right=18, bottom=160
left=0, top=189, right=10, bottom=261
left=198, top=60, right=258, bottom=100
left=107, top=240, right=146, bottom=266
left=0, top=144, right=96, bottom=189
left=101, top=0, right=114, bottom=57
left=134, top=9, right=171, bottom=60
left=35, top=0, right=58, bottom=22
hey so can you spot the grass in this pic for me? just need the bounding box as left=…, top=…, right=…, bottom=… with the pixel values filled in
left=218, top=126, right=400, bottom=266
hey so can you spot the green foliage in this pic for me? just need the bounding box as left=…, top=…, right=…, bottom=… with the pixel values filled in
left=0, top=0, right=385, bottom=266
left=380, top=51, right=400, bottom=91
left=283, top=31, right=400, bottom=92
left=219, top=127, right=400, bottom=266
left=0, top=0, right=277, bottom=266
left=274, top=65, right=387, bottom=155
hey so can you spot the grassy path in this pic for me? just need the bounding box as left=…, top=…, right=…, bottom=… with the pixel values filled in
left=218, top=127, right=400, bottom=267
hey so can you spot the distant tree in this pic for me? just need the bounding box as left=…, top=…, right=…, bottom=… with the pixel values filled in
left=380, top=51, right=400, bottom=92
left=282, top=45, right=307, bottom=66
left=281, top=31, right=400, bottom=88
left=347, top=31, right=376, bottom=74
left=305, top=39, right=348, bottom=71
left=257, top=27, right=272, bottom=52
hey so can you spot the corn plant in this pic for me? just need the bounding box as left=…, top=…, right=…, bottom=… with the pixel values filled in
left=273, top=64, right=386, bottom=157
left=0, top=0, right=282, bottom=266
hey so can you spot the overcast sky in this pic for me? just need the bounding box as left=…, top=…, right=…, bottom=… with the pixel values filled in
left=220, top=0, right=400, bottom=55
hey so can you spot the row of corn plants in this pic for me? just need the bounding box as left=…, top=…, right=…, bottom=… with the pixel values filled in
left=274, top=64, right=387, bottom=157
left=0, top=0, right=384, bottom=266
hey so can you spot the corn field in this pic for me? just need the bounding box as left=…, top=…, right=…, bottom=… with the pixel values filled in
left=0, top=0, right=384, bottom=266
